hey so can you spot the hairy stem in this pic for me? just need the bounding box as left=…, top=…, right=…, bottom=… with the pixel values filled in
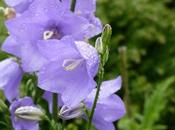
left=86, top=63, right=104, bottom=130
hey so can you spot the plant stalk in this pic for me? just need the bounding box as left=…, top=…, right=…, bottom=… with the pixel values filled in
left=52, top=93, right=58, bottom=122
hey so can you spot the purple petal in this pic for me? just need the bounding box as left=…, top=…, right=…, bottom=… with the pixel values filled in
left=10, top=97, right=38, bottom=130
left=0, top=58, right=23, bottom=102
left=86, top=95, right=126, bottom=122
left=75, top=41, right=99, bottom=77
left=6, top=16, right=45, bottom=42
left=4, top=0, right=33, bottom=13
left=58, top=12, right=90, bottom=40
left=38, top=60, right=96, bottom=107
left=1, top=36, right=21, bottom=57
left=21, top=43, right=48, bottom=72
left=37, top=37, right=80, bottom=61
left=92, top=116, right=115, bottom=130
left=87, top=76, right=122, bottom=100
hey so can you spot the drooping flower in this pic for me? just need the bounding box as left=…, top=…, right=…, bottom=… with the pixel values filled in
left=0, top=58, right=23, bottom=102
left=2, top=0, right=101, bottom=72
left=58, top=76, right=126, bottom=130
left=10, top=97, right=41, bottom=130
left=38, top=40, right=99, bottom=107
left=4, top=0, right=33, bottom=13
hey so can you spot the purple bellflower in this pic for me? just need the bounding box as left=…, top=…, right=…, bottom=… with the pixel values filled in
left=10, top=97, right=40, bottom=130
left=62, top=0, right=102, bottom=38
left=0, top=58, right=23, bottom=102
left=57, top=76, right=126, bottom=130
left=4, top=0, right=33, bottom=13
left=2, top=0, right=101, bottom=72
left=38, top=40, right=99, bottom=107
left=85, top=76, right=126, bottom=130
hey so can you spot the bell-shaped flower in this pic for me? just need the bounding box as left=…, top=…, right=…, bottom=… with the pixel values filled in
left=4, top=0, right=33, bottom=13
left=56, top=76, right=125, bottom=130
left=10, top=97, right=42, bottom=130
left=38, top=39, right=99, bottom=107
left=62, top=0, right=102, bottom=38
left=2, top=0, right=101, bottom=72
left=84, top=76, right=126, bottom=130
left=0, top=58, right=23, bottom=102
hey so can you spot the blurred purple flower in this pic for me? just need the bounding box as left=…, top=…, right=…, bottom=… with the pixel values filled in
left=3, top=0, right=101, bottom=72
left=0, top=58, right=23, bottom=102
left=4, top=0, right=33, bottom=13
left=38, top=40, right=99, bottom=107
left=84, top=76, right=126, bottom=130
left=10, top=97, right=39, bottom=130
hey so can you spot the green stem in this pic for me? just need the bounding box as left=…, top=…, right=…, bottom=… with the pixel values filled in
left=86, top=63, right=104, bottom=130
left=52, top=93, right=58, bottom=122
left=71, top=0, right=77, bottom=12
left=118, top=46, right=131, bottom=117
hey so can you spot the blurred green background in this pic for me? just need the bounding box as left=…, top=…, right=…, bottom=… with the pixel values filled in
left=0, top=0, right=175, bottom=130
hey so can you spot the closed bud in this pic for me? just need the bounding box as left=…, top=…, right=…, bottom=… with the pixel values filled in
left=95, top=37, right=103, bottom=54
left=101, top=24, right=112, bottom=47
left=15, top=106, right=45, bottom=121
left=58, top=103, right=85, bottom=120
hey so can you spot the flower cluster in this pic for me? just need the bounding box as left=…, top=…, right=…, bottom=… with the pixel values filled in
left=0, top=0, right=126, bottom=130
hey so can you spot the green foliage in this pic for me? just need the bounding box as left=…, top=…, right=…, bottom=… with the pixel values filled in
left=97, top=0, right=175, bottom=129
left=0, top=0, right=175, bottom=129
left=118, top=77, right=175, bottom=130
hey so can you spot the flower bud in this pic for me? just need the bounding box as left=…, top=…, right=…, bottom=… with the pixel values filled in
left=0, top=99, right=8, bottom=112
left=58, top=103, right=85, bottom=120
left=4, top=7, right=16, bottom=20
left=101, top=24, right=112, bottom=47
left=15, top=106, right=44, bottom=121
left=95, top=37, right=103, bottom=54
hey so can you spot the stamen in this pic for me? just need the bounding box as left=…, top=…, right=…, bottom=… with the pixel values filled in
left=58, top=103, right=85, bottom=120
left=63, top=59, right=83, bottom=71
left=43, top=31, right=54, bottom=40
left=43, top=29, right=61, bottom=40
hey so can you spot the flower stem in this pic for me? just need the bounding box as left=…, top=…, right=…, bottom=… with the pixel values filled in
left=52, top=93, right=58, bottom=122
left=71, top=0, right=77, bottom=12
left=118, top=46, right=131, bottom=117
left=86, top=63, right=104, bottom=130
